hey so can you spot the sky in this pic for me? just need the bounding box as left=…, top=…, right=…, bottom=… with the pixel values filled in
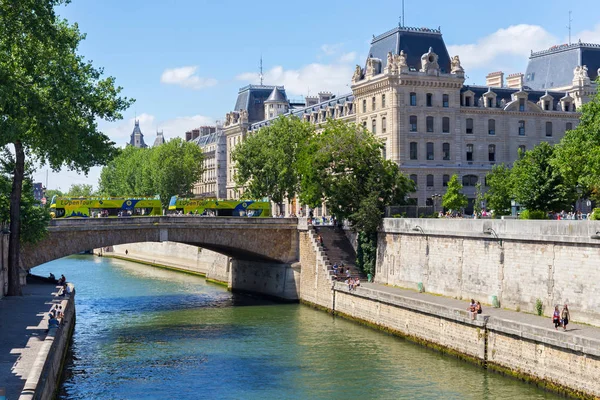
left=36, top=0, right=600, bottom=191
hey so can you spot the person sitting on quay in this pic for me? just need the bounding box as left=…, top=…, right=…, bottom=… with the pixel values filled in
left=332, top=263, right=338, bottom=276
left=354, top=277, right=360, bottom=289
left=475, top=301, right=482, bottom=314
left=48, top=313, right=60, bottom=330
left=48, top=273, right=56, bottom=283
left=56, top=305, right=64, bottom=320
left=57, top=274, right=66, bottom=286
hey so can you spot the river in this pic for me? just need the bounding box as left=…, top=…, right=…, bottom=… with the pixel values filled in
left=34, top=255, right=558, bottom=399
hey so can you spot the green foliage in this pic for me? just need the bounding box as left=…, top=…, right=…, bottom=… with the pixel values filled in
left=511, top=142, right=577, bottom=212
left=66, top=184, right=95, bottom=197
left=99, top=138, right=204, bottom=209
left=519, top=210, right=548, bottom=220
left=535, top=298, right=544, bottom=316
left=442, top=175, right=467, bottom=212
left=553, top=83, right=600, bottom=199
left=45, top=189, right=64, bottom=200
left=473, top=182, right=484, bottom=216
left=485, top=164, right=512, bottom=216
left=233, top=116, right=314, bottom=206
left=356, top=231, right=377, bottom=276
left=590, top=208, right=600, bottom=220
left=298, top=120, right=414, bottom=234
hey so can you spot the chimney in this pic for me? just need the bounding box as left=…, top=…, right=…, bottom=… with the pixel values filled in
left=506, top=73, right=524, bottom=89
left=486, top=71, right=504, bottom=88
left=318, top=91, right=333, bottom=103
left=305, top=96, right=318, bottom=107
left=185, top=130, right=192, bottom=141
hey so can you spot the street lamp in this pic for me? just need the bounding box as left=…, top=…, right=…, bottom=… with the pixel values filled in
left=412, top=226, right=425, bottom=234
left=591, top=231, right=600, bottom=240
left=412, top=225, right=429, bottom=255
left=483, top=227, right=502, bottom=247
left=432, top=194, right=441, bottom=215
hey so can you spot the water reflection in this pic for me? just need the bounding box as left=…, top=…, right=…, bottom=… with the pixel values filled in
left=33, top=256, right=557, bottom=400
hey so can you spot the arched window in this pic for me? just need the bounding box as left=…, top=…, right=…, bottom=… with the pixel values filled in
left=372, top=119, right=377, bottom=134
left=382, top=117, right=387, bottom=133
left=443, top=94, right=449, bottom=108
left=427, top=174, right=434, bottom=187
left=410, top=115, right=418, bottom=132
left=462, top=175, right=478, bottom=187
left=546, top=121, right=553, bottom=137
left=443, top=143, right=450, bottom=160
left=443, top=174, right=450, bottom=187
left=466, top=118, right=473, bottom=134
left=518, top=120, right=525, bottom=136
left=382, top=94, right=386, bottom=108
left=362, top=99, right=367, bottom=113
left=372, top=96, right=376, bottom=111
left=488, top=144, right=496, bottom=162
left=409, top=142, right=418, bottom=160
left=410, top=174, right=418, bottom=187
left=426, top=116, right=434, bottom=132
left=410, top=92, right=417, bottom=106
left=488, top=119, right=495, bottom=135
left=442, top=117, right=450, bottom=133
left=427, top=142, right=434, bottom=160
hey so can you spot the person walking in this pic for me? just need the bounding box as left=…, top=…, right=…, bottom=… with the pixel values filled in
left=561, top=305, right=570, bottom=331
left=552, top=306, right=561, bottom=329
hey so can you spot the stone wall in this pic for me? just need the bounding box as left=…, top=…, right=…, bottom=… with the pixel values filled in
left=230, top=259, right=300, bottom=301
left=376, top=218, right=600, bottom=326
left=298, top=229, right=334, bottom=309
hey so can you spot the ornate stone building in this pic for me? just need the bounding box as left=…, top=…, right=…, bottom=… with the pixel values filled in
left=186, top=125, right=227, bottom=199
left=220, top=25, right=599, bottom=213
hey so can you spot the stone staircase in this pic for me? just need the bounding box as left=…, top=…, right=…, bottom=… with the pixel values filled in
left=311, top=226, right=364, bottom=281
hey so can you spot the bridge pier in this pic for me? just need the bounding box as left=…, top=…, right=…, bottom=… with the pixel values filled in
left=230, top=259, right=300, bottom=301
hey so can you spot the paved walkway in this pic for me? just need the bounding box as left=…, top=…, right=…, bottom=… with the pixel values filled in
left=0, top=282, right=60, bottom=400
left=358, top=281, right=600, bottom=342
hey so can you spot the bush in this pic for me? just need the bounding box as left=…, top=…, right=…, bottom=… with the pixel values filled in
left=590, top=208, right=600, bottom=220
left=535, top=298, right=544, bottom=316
left=519, top=209, right=547, bottom=220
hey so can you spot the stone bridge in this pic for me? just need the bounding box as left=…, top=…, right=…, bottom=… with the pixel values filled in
left=22, top=217, right=300, bottom=270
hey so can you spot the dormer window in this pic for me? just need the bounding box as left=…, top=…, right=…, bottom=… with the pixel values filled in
left=465, top=97, right=471, bottom=107
left=519, top=98, right=525, bottom=112
left=487, top=98, right=492, bottom=108
left=544, top=101, right=550, bottom=111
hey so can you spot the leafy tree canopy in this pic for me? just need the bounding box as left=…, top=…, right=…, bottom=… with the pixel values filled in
left=66, top=184, right=95, bottom=197
left=485, top=164, right=513, bottom=216
left=442, top=174, right=468, bottom=212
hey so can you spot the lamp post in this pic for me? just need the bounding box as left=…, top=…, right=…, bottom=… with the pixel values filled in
left=432, top=193, right=441, bottom=215
left=483, top=227, right=502, bottom=247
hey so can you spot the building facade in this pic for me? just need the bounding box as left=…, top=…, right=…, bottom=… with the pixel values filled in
left=187, top=125, right=227, bottom=199
left=218, top=25, right=599, bottom=213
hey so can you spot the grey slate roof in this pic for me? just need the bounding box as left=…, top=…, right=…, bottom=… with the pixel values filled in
left=367, top=26, right=451, bottom=73
left=233, top=85, right=287, bottom=123
left=524, top=42, right=600, bottom=90
left=192, top=130, right=222, bottom=148
left=265, top=87, right=287, bottom=103
left=461, top=85, right=568, bottom=110
left=128, top=120, right=148, bottom=148
left=153, top=131, right=165, bottom=147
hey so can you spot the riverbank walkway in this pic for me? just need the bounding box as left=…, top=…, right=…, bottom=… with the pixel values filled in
left=355, top=281, right=600, bottom=345
left=0, top=281, right=60, bottom=400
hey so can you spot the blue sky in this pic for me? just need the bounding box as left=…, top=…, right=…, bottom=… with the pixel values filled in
left=40, top=0, right=600, bottom=190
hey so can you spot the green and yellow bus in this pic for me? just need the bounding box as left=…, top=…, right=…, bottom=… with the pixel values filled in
left=168, top=196, right=271, bottom=217
left=50, top=196, right=162, bottom=218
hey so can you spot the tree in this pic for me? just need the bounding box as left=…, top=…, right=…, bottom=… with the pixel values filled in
left=553, top=83, right=600, bottom=199
left=442, top=175, right=468, bottom=212
left=511, top=142, right=577, bottom=212
left=485, top=164, right=512, bottom=216
left=66, top=184, right=95, bottom=197
left=297, top=120, right=414, bottom=275
left=99, top=138, right=204, bottom=209
left=473, top=182, right=484, bottom=216
left=45, top=189, right=64, bottom=201
left=233, top=116, right=314, bottom=211
left=0, top=2, right=133, bottom=295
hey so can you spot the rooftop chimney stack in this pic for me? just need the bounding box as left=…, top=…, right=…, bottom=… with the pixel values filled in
left=506, top=73, right=524, bottom=89
left=318, top=91, right=333, bottom=103
left=305, top=96, right=319, bottom=107
left=486, top=71, right=504, bottom=88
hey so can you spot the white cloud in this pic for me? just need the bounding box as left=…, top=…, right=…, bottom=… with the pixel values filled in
left=339, top=52, right=357, bottom=63
left=237, top=64, right=354, bottom=97
left=321, top=43, right=344, bottom=55
left=447, top=24, right=557, bottom=71
left=160, top=66, right=217, bottom=90
left=575, top=23, right=600, bottom=44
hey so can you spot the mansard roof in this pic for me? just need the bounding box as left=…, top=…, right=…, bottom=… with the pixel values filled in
left=233, top=85, right=287, bottom=123
left=366, top=26, right=451, bottom=73
left=265, top=87, right=287, bottom=103
left=524, top=42, right=600, bottom=90
left=461, top=85, right=570, bottom=111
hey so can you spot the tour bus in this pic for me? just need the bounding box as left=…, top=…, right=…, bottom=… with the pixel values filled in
left=50, top=196, right=162, bottom=218
left=168, top=196, right=271, bottom=217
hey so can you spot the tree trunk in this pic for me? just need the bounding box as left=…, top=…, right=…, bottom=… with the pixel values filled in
left=7, top=141, right=25, bottom=296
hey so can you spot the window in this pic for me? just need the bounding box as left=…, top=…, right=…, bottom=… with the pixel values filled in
left=426, top=93, right=433, bottom=107
left=443, top=94, right=449, bottom=108
left=426, top=116, right=434, bottom=132
left=410, top=92, right=417, bottom=106
left=372, top=119, right=377, bottom=134
left=465, top=96, right=471, bottom=107
left=564, top=102, right=571, bottom=112
left=362, top=121, right=367, bottom=129
left=442, top=117, right=450, bottom=133
left=519, top=98, right=525, bottom=112
left=443, top=174, right=450, bottom=187
left=462, top=175, right=478, bottom=187
left=487, top=98, right=493, bottom=108
left=410, top=115, right=418, bottom=132
left=518, top=145, right=526, bottom=158
left=546, top=121, right=553, bottom=137
left=372, top=96, right=376, bottom=111
left=409, top=142, right=418, bottom=160
left=488, top=119, right=495, bottom=135
left=466, top=118, right=473, bottom=134
left=382, top=94, right=386, bottom=108
left=442, top=143, right=450, bottom=160
left=410, top=174, right=418, bottom=187
left=518, top=120, right=525, bottom=136
left=544, top=101, right=550, bottom=111
left=427, top=174, right=434, bottom=187
left=362, top=99, right=367, bottom=113
left=566, top=122, right=573, bottom=131
left=488, top=144, right=496, bottom=162
left=427, top=142, right=434, bottom=160
left=382, top=117, right=387, bottom=133
left=466, top=144, right=474, bottom=161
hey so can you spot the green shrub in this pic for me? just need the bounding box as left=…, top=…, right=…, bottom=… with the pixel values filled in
left=392, top=214, right=402, bottom=218
left=519, top=209, right=547, bottom=220
left=535, top=298, right=544, bottom=316
left=590, top=208, right=600, bottom=220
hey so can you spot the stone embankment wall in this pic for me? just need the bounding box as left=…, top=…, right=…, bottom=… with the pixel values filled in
left=376, top=218, right=600, bottom=326
left=297, top=220, right=600, bottom=398
left=21, top=292, right=75, bottom=400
